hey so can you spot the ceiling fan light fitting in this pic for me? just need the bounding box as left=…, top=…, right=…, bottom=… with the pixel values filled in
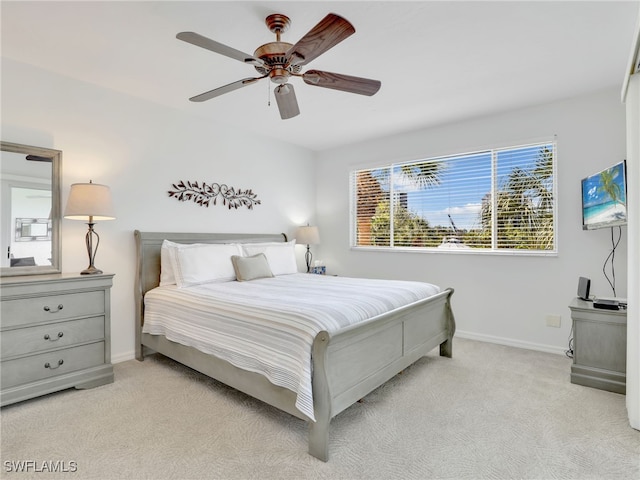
left=275, top=83, right=300, bottom=119
left=269, top=68, right=290, bottom=84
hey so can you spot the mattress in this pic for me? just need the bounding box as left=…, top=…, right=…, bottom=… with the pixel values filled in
left=143, top=273, right=440, bottom=420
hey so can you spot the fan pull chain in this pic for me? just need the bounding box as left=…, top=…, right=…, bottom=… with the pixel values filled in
left=267, top=81, right=271, bottom=107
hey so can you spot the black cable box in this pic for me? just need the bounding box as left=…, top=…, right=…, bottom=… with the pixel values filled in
left=593, top=299, right=620, bottom=310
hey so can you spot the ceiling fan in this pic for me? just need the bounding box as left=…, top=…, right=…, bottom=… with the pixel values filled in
left=176, top=13, right=381, bottom=119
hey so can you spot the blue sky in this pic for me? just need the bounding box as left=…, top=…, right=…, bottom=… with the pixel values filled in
left=393, top=144, right=552, bottom=230
left=403, top=152, right=490, bottom=230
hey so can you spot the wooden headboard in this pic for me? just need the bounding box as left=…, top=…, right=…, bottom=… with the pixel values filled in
left=133, top=230, right=287, bottom=359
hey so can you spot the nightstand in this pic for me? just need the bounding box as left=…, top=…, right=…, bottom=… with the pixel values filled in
left=1, top=273, right=114, bottom=406
left=568, top=298, right=626, bottom=394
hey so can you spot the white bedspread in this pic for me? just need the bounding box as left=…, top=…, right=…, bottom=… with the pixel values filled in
left=143, top=273, right=440, bottom=420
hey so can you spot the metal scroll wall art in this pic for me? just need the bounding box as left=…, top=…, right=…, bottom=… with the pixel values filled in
left=168, top=180, right=261, bottom=210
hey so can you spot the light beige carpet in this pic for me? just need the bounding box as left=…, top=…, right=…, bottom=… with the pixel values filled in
left=1, top=338, right=638, bottom=480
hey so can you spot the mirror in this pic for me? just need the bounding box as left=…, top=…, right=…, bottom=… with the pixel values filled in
left=16, top=218, right=52, bottom=241
left=1, top=141, right=61, bottom=276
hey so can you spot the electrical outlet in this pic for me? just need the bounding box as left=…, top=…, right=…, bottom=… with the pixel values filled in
left=546, top=314, right=561, bottom=328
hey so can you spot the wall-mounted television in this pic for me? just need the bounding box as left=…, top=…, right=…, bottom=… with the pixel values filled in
left=581, top=160, right=627, bottom=230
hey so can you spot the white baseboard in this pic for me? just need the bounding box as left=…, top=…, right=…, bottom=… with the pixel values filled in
left=111, top=351, right=137, bottom=364
left=455, top=330, right=568, bottom=356
left=111, top=333, right=567, bottom=365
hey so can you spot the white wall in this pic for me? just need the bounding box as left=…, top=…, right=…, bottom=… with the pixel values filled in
left=624, top=73, right=639, bottom=429
left=1, top=59, right=317, bottom=362
left=1, top=56, right=629, bottom=360
left=315, top=88, right=628, bottom=354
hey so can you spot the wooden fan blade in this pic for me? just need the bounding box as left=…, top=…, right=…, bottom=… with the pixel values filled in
left=177, top=32, right=264, bottom=66
left=274, top=84, right=300, bottom=119
left=285, top=13, right=355, bottom=67
left=302, top=70, right=381, bottom=96
left=189, top=77, right=263, bottom=102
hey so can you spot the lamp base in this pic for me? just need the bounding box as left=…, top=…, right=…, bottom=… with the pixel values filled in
left=81, top=222, right=103, bottom=275
left=305, top=245, right=312, bottom=273
left=81, top=265, right=103, bottom=275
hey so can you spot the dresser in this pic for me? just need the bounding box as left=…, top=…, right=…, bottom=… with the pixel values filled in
left=1, top=273, right=114, bottom=406
left=569, top=298, right=626, bottom=394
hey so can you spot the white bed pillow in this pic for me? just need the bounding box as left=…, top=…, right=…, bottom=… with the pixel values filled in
left=171, top=243, right=243, bottom=288
left=160, top=239, right=182, bottom=286
left=241, top=240, right=297, bottom=276
left=160, top=240, right=210, bottom=286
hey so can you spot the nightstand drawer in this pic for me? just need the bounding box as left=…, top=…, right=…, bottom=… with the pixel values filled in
left=1, top=316, right=105, bottom=360
left=1, top=342, right=105, bottom=389
left=1, top=291, right=105, bottom=328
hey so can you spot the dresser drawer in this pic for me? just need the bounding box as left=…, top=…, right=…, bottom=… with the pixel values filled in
left=1, top=291, right=105, bottom=328
left=1, top=342, right=105, bottom=389
left=1, top=316, right=105, bottom=360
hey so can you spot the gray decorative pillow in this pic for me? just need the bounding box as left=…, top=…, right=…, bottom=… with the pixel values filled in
left=231, top=254, right=274, bottom=282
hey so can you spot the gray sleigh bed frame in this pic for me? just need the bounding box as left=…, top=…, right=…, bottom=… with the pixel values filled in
left=134, top=230, right=455, bottom=461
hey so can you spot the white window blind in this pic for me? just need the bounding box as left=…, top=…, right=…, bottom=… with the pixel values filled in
left=350, top=141, right=556, bottom=253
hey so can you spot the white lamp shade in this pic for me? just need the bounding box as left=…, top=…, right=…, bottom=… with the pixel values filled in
left=296, top=225, right=320, bottom=245
left=64, top=181, right=115, bottom=221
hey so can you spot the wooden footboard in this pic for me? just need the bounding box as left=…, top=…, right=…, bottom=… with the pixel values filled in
left=134, top=231, right=455, bottom=462
left=309, top=288, right=455, bottom=461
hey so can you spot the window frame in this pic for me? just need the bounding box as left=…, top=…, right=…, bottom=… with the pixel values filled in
left=350, top=140, right=558, bottom=256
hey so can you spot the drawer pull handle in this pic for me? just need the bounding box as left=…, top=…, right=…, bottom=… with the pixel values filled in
left=44, top=359, right=64, bottom=370
left=43, top=304, right=64, bottom=313
left=44, top=332, right=64, bottom=341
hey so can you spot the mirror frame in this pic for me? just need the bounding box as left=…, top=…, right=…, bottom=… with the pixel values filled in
left=1, top=141, right=62, bottom=277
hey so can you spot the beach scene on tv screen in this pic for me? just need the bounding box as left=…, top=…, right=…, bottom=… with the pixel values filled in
left=582, top=162, right=627, bottom=229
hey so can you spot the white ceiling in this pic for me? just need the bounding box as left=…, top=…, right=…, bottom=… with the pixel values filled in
left=1, top=1, right=638, bottom=152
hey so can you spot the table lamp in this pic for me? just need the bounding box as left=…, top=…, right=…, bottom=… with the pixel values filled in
left=296, top=225, right=320, bottom=273
left=64, top=180, right=115, bottom=274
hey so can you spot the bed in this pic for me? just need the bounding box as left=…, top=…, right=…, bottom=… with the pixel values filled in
left=134, top=230, right=455, bottom=461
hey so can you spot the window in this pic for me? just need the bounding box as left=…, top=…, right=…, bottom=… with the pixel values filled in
left=351, top=141, right=556, bottom=253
